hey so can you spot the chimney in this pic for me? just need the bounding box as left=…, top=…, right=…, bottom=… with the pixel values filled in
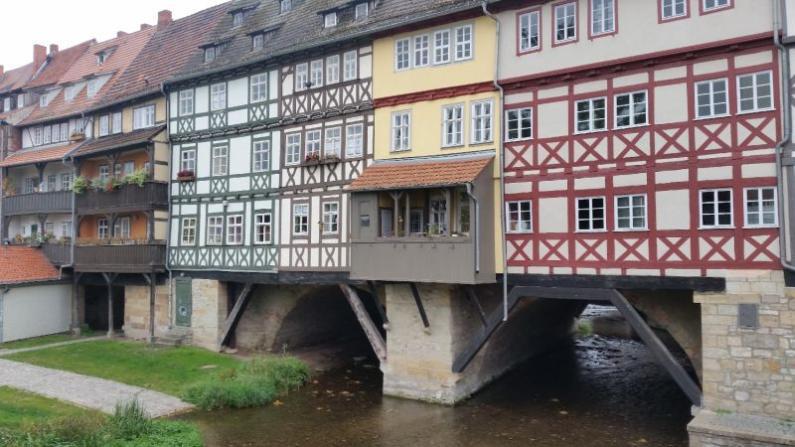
left=157, top=10, right=173, bottom=27
left=117, top=31, right=128, bottom=38
left=140, top=24, right=152, bottom=31
left=49, top=44, right=59, bottom=55
left=33, top=44, right=47, bottom=68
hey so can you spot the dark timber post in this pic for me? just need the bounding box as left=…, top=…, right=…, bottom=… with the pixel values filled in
left=101, top=272, right=117, bottom=338
left=143, top=273, right=155, bottom=345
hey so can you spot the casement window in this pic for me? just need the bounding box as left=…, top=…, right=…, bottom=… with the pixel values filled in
left=99, top=165, right=110, bottom=181
left=615, top=194, right=647, bottom=230
left=207, top=216, right=224, bottom=245
left=280, top=0, right=292, bottom=13
left=305, top=130, right=322, bottom=158
left=115, top=163, right=123, bottom=178
left=123, top=161, right=135, bottom=176
left=429, top=192, right=449, bottom=235
left=133, top=105, right=155, bottom=129
left=355, top=2, right=369, bottom=20
left=3, top=98, right=10, bottom=111
left=409, top=209, right=424, bottom=235
left=226, top=215, right=244, bottom=245
left=212, top=145, right=229, bottom=177
left=433, top=30, right=451, bottom=64
left=343, top=51, right=358, bottom=81
left=325, top=127, right=342, bottom=157
left=46, top=175, right=57, bottom=192
left=414, top=35, right=430, bottom=67
left=323, top=202, right=340, bottom=234
left=253, top=140, right=271, bottom=172
left=42, top=126, right=52, bottom=145
left=703, top=0, right=730, bottom=11
left=233, top=11, right=245, bottom=27
left=286, top=133, right=302, bottom=165
left=577, top=197, right=606, bottom=231
left=99, top=115, right=110, bottom=137
left=506, top=108, right=533, bottom=141
left=737, top=71, right=773, bottom=113
left=65, top=84, right=81, bottom=102
left=454, top=25, right=473, bottom=61
left=87, top=77, right=108, bottom=98
left=696, top=78, right=728, bottom=118
left=23, top=177, right=37, bottom=194
left=32, top=127, right=43, bottom=146
left=326, top=55, right=340, bottom=84
left=293, top=203, right=309, bottom=236
left=252, top=34, right=265, bottom=50
left=44, top=222, right=54, bottom=236
left=250, top=73, right=268, bottom=103
left=518, top=10, right=541, bottom=53
left=51, top=124, right=61, bottom=143
left=180, top=148, right=196, bottom=172
left=181, top=218, right=197, bottom=245
left=62, top=221, right=72, bottom=238
left=17, top=94, right=24, bottom=108
left=204, top=47, right=216, bottom=63
left=346, top=123, right=364, bottom=157
left=179, top=90, right=194, bottom=116
left=700, top=189, right=733, bottom=228
left=98, top=218, right=109, bottom=240
left=114, top=217, right=131, bottom=239
left=591, top=0, right=615, bottom=35
left=295, top=63, right=309, bottom=91
left=210, top=83, right=227, bottom=110
left=310, top=60, right=323, bottom=88
left=471, top=100, right=493, bottom=144
left=254, top=212, right=272, bottom=244
left=391, top=111, right=411, bottom=152
left=506, top=201, right=532, bottom=233
left=457, top=191, right=471, bottom=234
left=745, top=187, right=777, bottom=227
left=324, top=12, right=337, bottom=28
left=554, top=2, right=577, bottom=43
left=61, top=173, right=73, bottom=191
left=112, top=112, right=122, bottom=134
left=576, top=97, right=607, bottom=133
left=442, top=104, right=464, bottom=147
left=661, top=0, right=687, bottom=19
left=395, top=38, right=411, bottom=70
left=615, top=91, right=648, bottom=128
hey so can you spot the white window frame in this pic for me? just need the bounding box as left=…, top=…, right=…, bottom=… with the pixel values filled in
left=413, top=35, right=430, bottom=67
left=250, top=73, right=268, bottom=103
left=518, top=10, right=541, bottom=53
left=98, top=218, right=109, bottom=240
left=391, top=111, right=411, bottom=152
left=322, top=202, right=340, bottom=234
left=226, top=215, right=244, bottom=245
left=433, top=29, right=451, bottom=65
left=346, top=123, right=364, bottom=157
left=471, top=100, right=493, bottom=144
left=506, top=201, right=533, bottom=233
left=133, top=105, right=155, bottom=130
left=305, top=129, right=322, bottom=158
left=286, top=133, right=302, bottom=166
left=211, top=82, right=227, bottom=110
left=252, top=33, right=265, bottom=50
left=576, top=97, right=607, bottom=133
left=737, top=71, right=773, bottom=114
left=326, top=55, right=340, bottom=85
left=99, top=115, right=110, bottom=137
left=614, top=90, right=648, bottom=129
left=355, top=2, right=369, bottom=20
left=280, top=0, right=292, bottom=13
left=61, top=173, right=73, bottom=191
left=324, top=12, right=337, bottom=28
left=454, top=24, right=473, bottom=61
left=212, top=145, right=229, bottom=177
left=324, top=127, right=342, bottom=158
left=293, top=203, right=309, bottom=236
left=554, top=2, right=577, bottom=43
left=442, top=104, right=464, bottom=147
left=576, top=196, right=607, bottom=232
left=254, top=212, right=273, bottom=244
left=699, top=189, right=733, bottom=229
left=310, top=59, right=323, bottom=88
left=181, top=217, right=197, bottom=245
left=703, top=0, right=731, bottom=12
left=744, top=187, right=778, bottom=228
left=614, top=194, right=648, bottom=231
left=505, top=108, right=533, bottom=141
left=343, top=51, right=358, bottom=81
left=695, top=78, right=729, bottom=119
left=207, top=216, right=224, bottom=245
left=395, top=38, right=411, bottom=71
left=661, top=0, right=688, bottom=19
left=590, top=0, right=615, bottom=36
left=295, top=63, right=309, bottom=91
left=180, top=148, right=196, bottom=172
left=178, top=90, right=194, bottom=116
left=253, top=140, right=271, bottom=173
left=114, top=217, right=131, bottom=239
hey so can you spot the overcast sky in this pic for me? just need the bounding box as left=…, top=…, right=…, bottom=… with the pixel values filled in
left=0, top=0, right=224, bottom=71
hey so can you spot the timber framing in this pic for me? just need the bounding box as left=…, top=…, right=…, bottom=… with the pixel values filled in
left=505, top=274, right=726, bottom=292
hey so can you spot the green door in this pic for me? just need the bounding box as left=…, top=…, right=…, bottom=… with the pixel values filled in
left=175, top=278, right=192, bottom=327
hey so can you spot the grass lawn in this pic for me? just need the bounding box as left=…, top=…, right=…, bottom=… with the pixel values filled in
left=0, top=387, right=96, bottom=430
left=7, top=340, right=241, bottom=396
left=0, top=332, right=89, bottom=351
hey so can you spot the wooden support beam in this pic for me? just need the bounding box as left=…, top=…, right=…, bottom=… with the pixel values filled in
left=217, top=283, right=254, bottom=351
left=465, top=287, right=488, bottom=328
left=339, top=284, right=387, bottom=362
left=409, top=283, right=430, bottom=329
left=508, top=286, right=613, bottom=302
left=367, top=280, right=389, bottom=329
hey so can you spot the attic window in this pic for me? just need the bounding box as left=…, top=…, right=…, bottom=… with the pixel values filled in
left=39, top=92, right=52, bottom=108
left=96, top=50, right=111, bottom=65
left=355, top=3, right=369, bottom=20
left=233, top=11, right=245, bottom=26
left=324, top=12, right=337, bottom=28
left=204, top=42, right=228, bottom=63
left=252, top=34, right=265, bottom=50
left=280, top=0, right=292, bottom=13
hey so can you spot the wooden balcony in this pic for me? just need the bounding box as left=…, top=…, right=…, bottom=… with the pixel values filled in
left=74, top=241, right=166, bottom=273
left=2, top=191, right=72, bottom=216
left=42, top=242, right=71, bottom=266
left=76, top=182, right=168, bottom=215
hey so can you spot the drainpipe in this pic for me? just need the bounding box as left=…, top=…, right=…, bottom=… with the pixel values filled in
left=465, top=182, right=480, bottom=274
left=482, top=1, right=509, bottom=320
left=161, top=81, right=176, bottom=328
left=0, top=287, right=8, bottom=343
left=773, top=0, right=795, bottom=272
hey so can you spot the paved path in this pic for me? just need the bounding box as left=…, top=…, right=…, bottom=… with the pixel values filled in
left=0, top=336, right=105, bottom=357
left=0, top=359, right=193, bottom=417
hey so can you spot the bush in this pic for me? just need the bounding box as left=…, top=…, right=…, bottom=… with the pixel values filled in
left=182, top=357, right=310, bottom=410
left=72, top=176, right=90, bottom=194
left=124, top=169, right=148, bottom=188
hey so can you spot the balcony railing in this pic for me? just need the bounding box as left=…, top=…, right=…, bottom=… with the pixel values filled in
left=76, top=182, right=168, bottom=215
left=42, top=242, right=71, bottom=266
left=2, top=191, right=72, bottom=216
left=74, top=241, right=166, bottom=273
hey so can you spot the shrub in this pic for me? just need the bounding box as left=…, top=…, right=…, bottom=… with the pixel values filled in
left=72, top=176, right=90, bottom=194
left=124, top=169, right=148, bottom=188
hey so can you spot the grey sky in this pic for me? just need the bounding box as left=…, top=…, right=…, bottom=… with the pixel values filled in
left=0, top=0, right=225, bottom=71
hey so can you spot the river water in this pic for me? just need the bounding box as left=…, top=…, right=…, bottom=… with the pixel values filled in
left=185, top=322, right=692, bottom=447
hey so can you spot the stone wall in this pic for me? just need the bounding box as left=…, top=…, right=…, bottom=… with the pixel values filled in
left=123, top=284, right=171, bottom=340
left=191, top=279, right=228, bottom=351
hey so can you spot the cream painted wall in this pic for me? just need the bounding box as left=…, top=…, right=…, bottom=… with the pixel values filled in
left=1, top=284, right=71, bottom=343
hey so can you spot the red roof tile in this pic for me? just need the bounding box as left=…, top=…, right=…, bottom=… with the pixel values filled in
left=0, top=246, right=60, bottom=285
left=0, top=142, right=83, bottom=168
left=25, top=41, right=93, bottom=89
left=0, top=63, right=36, bottom=94
left=72, top=125, right=165, bottom=158
left=349, top=154, right=493, bottom=191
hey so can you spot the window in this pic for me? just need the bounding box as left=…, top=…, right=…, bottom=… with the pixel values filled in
left=519, top=10, right=541, bottom=53
left=661, top=0, right=687, bottom=19
left=410, top=209, right=424, bottom=234
left=454, top=25, right=473, bottom=61
left=506, top=108, right=533, bottom=141
left=280, top=0, right=291, bottom=13
left=326, top=55, right=340, bottom=84
left=211, top=83, right=227, bottom=110
left=414, top=35, right=430, bottom=67
left=391, top=111, right=411, bottom=152
left=17, top=94, right=24, bottom=108
left=295, top=63, right=309, bottom=91
left=46, top=175, right=57, bottom=192
left=429, top=192, right=449, bottom=235
left=98, top=165, right=110, bottom=181
left=61, top=173, right=73, bottom=191
left=114, top=163, right=123, bottom=178
left=212, top=145, right=229, bottom=176
left=554, top=2, right=577, bottom=43
left=507, top=201, right=532, bottom=233
left=310, top=60, right=323, bottom=88
left=325, top=127, right=342, bottom=157
left=123, top=161, right=135, bottom=176
left=87, top=77, right=107, bottom=98
left=615, top=91, right=648, bottom=128
left=305, top=130, right=322, bottom=158
left=346, top=123, right=364, bottom=157
left=250, top=73, right=268, bottom=103
left=180, top=148, right=196, bottom=172
left=207, top=216, right=224, bottom=245
left=442, top=104, right=464, bottom=147
left=233, top=11, right=245, bottom=26
left=577, top=197, right=606, bottom=231
left=32, top=127, right=42, bottom=146
left=42, top=126, right=51, bottom=144
left=324, top=12, right=337, bottom=28
left=355, top=2, right=369, bottom=20
left=204, top=46, right=216, bottom=63
left=343, top=51, right=358, bottom=81
left=39, top=92, right=52, bottom=108
left=255, top=213, right=272, bottom=244
left=226, top=215, right=243, bottom=245
left=252, top=33, right=265, bottom=50
left=23, top=177, right=37, bottom=194
left=3, top=97, right=11, bottom=111
left=293, top=203, right=309, bottom=235
left=112, top=112, right=122, bottom=134
left=133, top=105, right=155, bottom=129
left=323, top=202, right=339, bottom=234
left=434, top=30, right=451, bottom=65
left=98, top=218, right=109, bottom=240
left=700, top=189, right=733, bottom=228
left=114, top=217, right=131, bottom=239
left=179, top=90, right=194, bottom=116
left=99, top=115, right=110, bottom=136
left=395, top=38, right=411, bottom=70
left=696, top=79, right=728, bottom=118
left=253, top=140, right=271, bottom=172
left=286, top=133, right=302, bottom=165
left=745, top=187, right=777, bottom=227
left=576, top=98, right=607, bottom=132
left=458, top=191, right=471, bottom=234
left=738, top=71, right=773, bottom=113
left=471, top=100, right=493, bottom=144
left=615, top=194, right=647, bottom=230
left=62, top=221, right=72, bottom=238
left=591, top=0, right=615, bottom=35
left=703, top=0, right=730, bottom=11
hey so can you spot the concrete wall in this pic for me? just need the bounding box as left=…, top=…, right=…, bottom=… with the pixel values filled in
left=1, top=283, right=71, bottom=343
left=123, top=284, right=170, bottom=340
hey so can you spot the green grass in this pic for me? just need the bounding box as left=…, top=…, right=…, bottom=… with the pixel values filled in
left=0, top=333, right=86, bottom=351
left=0, top=387, right=96, bottom=430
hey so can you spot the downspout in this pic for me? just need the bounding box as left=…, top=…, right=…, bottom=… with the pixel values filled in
left=0, top=287, right=8, bottom=343
left=482, top=1, right=509, bottom=320
left=465, top=182, right=480, bottom=274
left=773, top=0, right=795, bottom=272
left=161, top=81, right=176, bottom=328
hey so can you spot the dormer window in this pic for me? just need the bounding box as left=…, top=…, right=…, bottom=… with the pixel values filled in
left=205, top=46, right=216, bottom=63
left=252, top=34, right=264, bottom=50
left=355, top=2, right=369, bottom=20
left=39, top=92, right=51, bottom=108
left=280, top=0, right=292, bottom=13
left=324, top=12, right=337, bottom=28
left=96, top=51, right=109, bottom=65
left=233, top=11, right=245, bottom=26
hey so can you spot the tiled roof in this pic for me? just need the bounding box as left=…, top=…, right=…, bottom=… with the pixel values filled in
left=25, top=41, right=94, bottom=89
left=0, top=246, right=60, bottom=286
left=0, top=63, right=36, bottom=94
left=71, top=125, right=166, bottom=158
left=0, top=142, right=84, bottom=168
left=349, top=153, right=493, bottom=191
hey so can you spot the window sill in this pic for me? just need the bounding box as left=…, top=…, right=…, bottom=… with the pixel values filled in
left=574, top=128, right=608, bottom=136
left=507, top=231, right=533, bottom=235
left=441, top=143, right=465, bottom=150
left=505, top=137, right=533, bottom=143
left=744, top=224, right=779, bottom=229
left=694, top=113, right=730, bottom=121
left=614, top=123, right=649, bottom=131
left=698, top=226, right=735, bottom=230
left=737, top=107, right=775, bottom=116
left=575, top=229, right=608, bottom=234
left=614, top=228, right=649, bottom=233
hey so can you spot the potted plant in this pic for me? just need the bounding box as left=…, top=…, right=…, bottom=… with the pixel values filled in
left=2, top=177, right=15, bottom=196
left=69, top=131, right=86, bottom=142
left=177, top=170, right=195, bottom=182
left=324, top=154, right=341, bottom=164
left=304, top=153, right=321, bottom=165
left=110, top=177, right=124, bottom=191
left=72, top=176, right=89, bottom=194
left=124, top=169, right=148, bottom=188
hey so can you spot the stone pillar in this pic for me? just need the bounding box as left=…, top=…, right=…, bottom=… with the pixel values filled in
left=190, top=279, right=228, bottom=352
left=688, top=270, right=795, bottom=446
left=123, top=283, right=170, bottom=341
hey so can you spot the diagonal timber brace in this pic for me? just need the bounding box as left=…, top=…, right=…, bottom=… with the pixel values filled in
left=340, top=284, right=387, bottom=362
left=218, top=283, right=254, bottom=351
